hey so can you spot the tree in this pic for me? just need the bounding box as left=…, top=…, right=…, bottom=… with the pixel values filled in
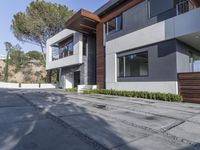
left=26, top=51, right=43, bottom=60
left=3, top=42, right=12, bottom=81
left=9, top=48, right=28, bottom=72
left=11, top=0, right=73, bottom=59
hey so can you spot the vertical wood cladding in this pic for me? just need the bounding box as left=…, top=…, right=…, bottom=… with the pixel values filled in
left=96, top=23, right=105, bottom=89
left=178, top=73, right=200, bottom=104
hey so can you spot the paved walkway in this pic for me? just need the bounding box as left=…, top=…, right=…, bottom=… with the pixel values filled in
left=1, top=89, right=200, bottom=150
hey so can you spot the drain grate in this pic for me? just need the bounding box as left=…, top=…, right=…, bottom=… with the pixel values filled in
left=93, top=104, right=107, bottom=110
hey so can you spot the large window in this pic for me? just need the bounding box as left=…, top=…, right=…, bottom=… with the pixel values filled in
left=118, top=52, right=149, bottom=78
left=106, top=15, right=123, bottom=35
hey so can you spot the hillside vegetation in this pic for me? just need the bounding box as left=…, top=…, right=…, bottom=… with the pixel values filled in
left=0, top=49, right=46, bottom=83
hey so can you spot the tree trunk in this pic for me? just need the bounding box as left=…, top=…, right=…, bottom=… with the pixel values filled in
left=4, top=52, right=9, bottom=82
left=39, top=43, right=46, bottom=61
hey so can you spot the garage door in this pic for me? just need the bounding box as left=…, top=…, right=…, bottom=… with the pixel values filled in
left=178, top=73, right=200, bottom=103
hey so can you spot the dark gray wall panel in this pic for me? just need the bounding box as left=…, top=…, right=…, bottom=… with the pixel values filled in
left=149, top=0, right=174, bottom=17
left=118, top=40, right=177, bottom=82
left=87, top=34, right=96, bottom=85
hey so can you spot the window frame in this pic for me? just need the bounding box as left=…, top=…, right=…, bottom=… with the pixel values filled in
left=106, top=15, right=123, bottom=35
left=117, top=51, right=149, bottom=78
left=189, top=51, right=200, bottom=72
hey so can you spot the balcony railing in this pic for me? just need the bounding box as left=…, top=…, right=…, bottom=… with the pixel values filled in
left=52, top=42, right=74, bottom=61
left=176, top=0, right=192, bottom=15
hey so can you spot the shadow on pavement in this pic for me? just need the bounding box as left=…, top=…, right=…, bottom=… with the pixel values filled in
left=0, top=89, right=140, bottom=150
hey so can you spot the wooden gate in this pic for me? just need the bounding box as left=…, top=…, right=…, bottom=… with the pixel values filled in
left=178, top=73, right=200, bottom=103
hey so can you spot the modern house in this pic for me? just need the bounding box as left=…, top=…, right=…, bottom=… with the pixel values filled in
left=46, top=0, right=200, bottom=102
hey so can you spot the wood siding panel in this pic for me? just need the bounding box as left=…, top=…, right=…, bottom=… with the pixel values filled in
left=96, top=23, right=105, bottom=89
left=178, top=73, right=200, bottom=104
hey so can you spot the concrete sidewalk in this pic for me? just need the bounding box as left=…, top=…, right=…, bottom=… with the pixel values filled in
left=16, top=89, right=200, bottom=150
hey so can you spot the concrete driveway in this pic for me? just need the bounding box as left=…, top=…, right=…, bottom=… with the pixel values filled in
left=1, top=89, right=200, bottom=150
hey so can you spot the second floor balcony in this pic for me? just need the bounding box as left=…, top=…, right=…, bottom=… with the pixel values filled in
left=46, top=29, right=84, bottom=70
left=176, top=0, right=200, bottom=15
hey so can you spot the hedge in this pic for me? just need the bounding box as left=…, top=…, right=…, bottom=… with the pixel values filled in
left=83, top=89, right=182, bottom=102
left=65, top=88, right=77, bottom=92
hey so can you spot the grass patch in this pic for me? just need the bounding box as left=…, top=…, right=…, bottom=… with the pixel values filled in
left=65, top=88, right=77, bottom=92
left=83, top=89, right=182, bottom=102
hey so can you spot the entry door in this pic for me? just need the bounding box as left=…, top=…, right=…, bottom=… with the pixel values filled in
left=74, top=71, right=80, bottom=88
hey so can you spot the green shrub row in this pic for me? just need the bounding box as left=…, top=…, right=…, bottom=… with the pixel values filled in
left=83, top=89, right=182, bottom=102
left=65, top=88, right=78, bottom=92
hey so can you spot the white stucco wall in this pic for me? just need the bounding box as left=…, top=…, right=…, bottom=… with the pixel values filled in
left=46, top=29, right=83, bottom=70
left=59, top=73, right=74, bottom=89
left=0, top=82, right=55, bottom=89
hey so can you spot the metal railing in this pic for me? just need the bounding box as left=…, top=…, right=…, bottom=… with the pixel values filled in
left=176, top=0, right=191, bottom=15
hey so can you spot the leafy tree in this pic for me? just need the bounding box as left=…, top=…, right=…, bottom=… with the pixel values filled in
left=26, top=50, right=45, bottom=65
left=26, top=51, right=42, bottom=60
left=11, top=0, right=73, bottom=58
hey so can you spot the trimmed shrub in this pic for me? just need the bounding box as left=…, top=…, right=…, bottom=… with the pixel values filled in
left=65, top=88, right=77, bottom=92
left=83, top=89, right=183, bottom=102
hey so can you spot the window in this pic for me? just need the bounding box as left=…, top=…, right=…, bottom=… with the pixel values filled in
left=52, top=45, right=60, bottom=61
left=83, top=35, right=87, bottom=56
left=51, top=36, right=74, bottom=61
left=190, top=52, right=200, bottom=72
left=65, top=41, right=73, bottom=56
left=118, top=52, right=149, bottom=78
left=62, top=37, right=73, bottom=58
left=106, top=15, right=123, bottom=35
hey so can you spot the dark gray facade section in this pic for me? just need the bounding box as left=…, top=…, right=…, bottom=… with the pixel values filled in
left=81, top=34, right=96, bottom=85
left=118, top=40, right=177, bottom=82
left=149, top=0, right=174, bottom=17
left=106, top=0, right=176, bottom=41
left=87, top=34, right=96, bottom=85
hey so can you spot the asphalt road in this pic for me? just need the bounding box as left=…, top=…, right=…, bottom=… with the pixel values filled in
left=0, top=88, right=200, bottom=150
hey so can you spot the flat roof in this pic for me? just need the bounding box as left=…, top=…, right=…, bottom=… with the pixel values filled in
left=65, top=9, right=100, bottom=34
left=94, top=0, right=127, bottom=16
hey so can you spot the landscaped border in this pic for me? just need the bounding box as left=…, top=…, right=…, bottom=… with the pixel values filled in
left=83, top=89, right=183, bottom=102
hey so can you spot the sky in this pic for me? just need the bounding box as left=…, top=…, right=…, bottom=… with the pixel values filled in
left=0, top=0, right=108, bottom=55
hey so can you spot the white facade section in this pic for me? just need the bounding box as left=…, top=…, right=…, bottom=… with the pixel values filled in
left=105, top=8, right=200, bottom=94
left=46, top=29, right=83, bottom=70
left=59, top=72, right=74, bottom=89
left=0, top=82, right=55, bottom=89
